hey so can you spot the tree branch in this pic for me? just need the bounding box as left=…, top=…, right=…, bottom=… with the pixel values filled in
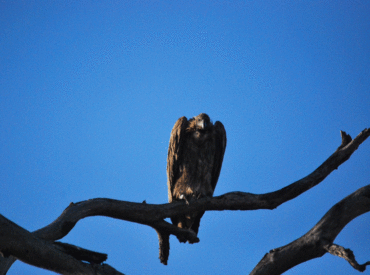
left=0, top=128, right=369, bottom=273
left=53, top=242, right=107, bottom=264
left=0, top=214, right=123, bottom=275
left=30, top=129, right=370, bottom=243
left=324, top=244, right=370, bottom=272
left=250, top=184, right=370, bottom=275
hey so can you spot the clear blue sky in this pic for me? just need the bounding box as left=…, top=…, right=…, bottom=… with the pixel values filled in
left=1, top=1, right=369, bottom=274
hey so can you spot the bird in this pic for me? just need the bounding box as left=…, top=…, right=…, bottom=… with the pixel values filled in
left=158, top=113, right=226, bottom=265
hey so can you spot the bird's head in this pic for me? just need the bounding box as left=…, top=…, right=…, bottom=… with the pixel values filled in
left=193, top=113, right=212, bottom=131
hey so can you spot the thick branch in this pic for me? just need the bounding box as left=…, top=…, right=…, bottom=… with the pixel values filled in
left=250, top=184, right=370, bottom=275
left=0, top=214, right=123, bottom=275
left=0, top=129, right=368, bottom=273
left=53, top=242, right=107, bottom=264
left=31, top=129, right=370, bottom=243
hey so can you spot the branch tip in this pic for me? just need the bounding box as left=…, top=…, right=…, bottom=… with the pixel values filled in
left=339, top=130, right=352, bottom=149
left=325, top=243, right=370, bottom=272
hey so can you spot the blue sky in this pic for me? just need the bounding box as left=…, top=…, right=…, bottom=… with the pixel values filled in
left=1, top=1, right=369, bottom=274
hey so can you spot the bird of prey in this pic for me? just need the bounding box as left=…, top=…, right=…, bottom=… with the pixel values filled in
left=167, top=113, right=227, bottom=235
left=158, top=113, right=226, bottom=265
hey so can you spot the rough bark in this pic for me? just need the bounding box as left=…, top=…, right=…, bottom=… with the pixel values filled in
left=324, top=244, right=370, bottom=272
left=0, top=128, right=369, bottom=274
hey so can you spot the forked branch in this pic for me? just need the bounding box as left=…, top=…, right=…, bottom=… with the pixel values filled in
left=250, top=184, right=370, bottom=275
left=0, top=129, right=369, bottom=274
left=0, top=214, right=122, bottom=275
left=32, top=129, right=370, bottom=243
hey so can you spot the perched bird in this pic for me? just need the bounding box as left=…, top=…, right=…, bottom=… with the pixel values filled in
left=158, top=113, right=226, bottom=265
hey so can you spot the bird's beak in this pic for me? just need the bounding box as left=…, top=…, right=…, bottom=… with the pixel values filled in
left=197, top=120, right=205, bottom=129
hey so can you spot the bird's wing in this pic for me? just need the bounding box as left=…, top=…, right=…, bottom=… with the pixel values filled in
left=167, top=116, right=188, bottom=202
left=211, top=121, right=227, bottom=191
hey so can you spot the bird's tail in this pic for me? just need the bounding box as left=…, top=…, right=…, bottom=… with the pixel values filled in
left=156, top=230, right=170, bottom=265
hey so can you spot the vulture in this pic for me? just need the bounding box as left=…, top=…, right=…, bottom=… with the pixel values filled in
left=158, top=113, right=227, bottom=265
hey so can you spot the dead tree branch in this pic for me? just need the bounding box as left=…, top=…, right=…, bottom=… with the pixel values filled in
left=0, top=214, right=123, bottom=275
left=324, top=244, right=370, bottom=272
left=0, top=128, right=369, bottom=274
left=33, top=129, right=370, bottom=241
left=250, top=184, right=370, bottom=275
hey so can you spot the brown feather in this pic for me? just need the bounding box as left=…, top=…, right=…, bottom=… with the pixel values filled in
left=166, top=116, right=188, bottom=203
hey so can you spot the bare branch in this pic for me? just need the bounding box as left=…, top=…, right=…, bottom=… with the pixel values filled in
left=0, top=214, right=123, bottom=275
left=0, top=256, right=16, bottom=275
left=29, top=129, right=370, bottom=244
left=53, top=242, right=107, bottom=264
left=324, top=244, right=370, bottom=272
left=0, top=128, right=369, bottom=273
left=150, top=220, right=199, bottom=244
left=250, top=184, right=370, bottom=275
left=252, top=128, right=370, bottom=209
